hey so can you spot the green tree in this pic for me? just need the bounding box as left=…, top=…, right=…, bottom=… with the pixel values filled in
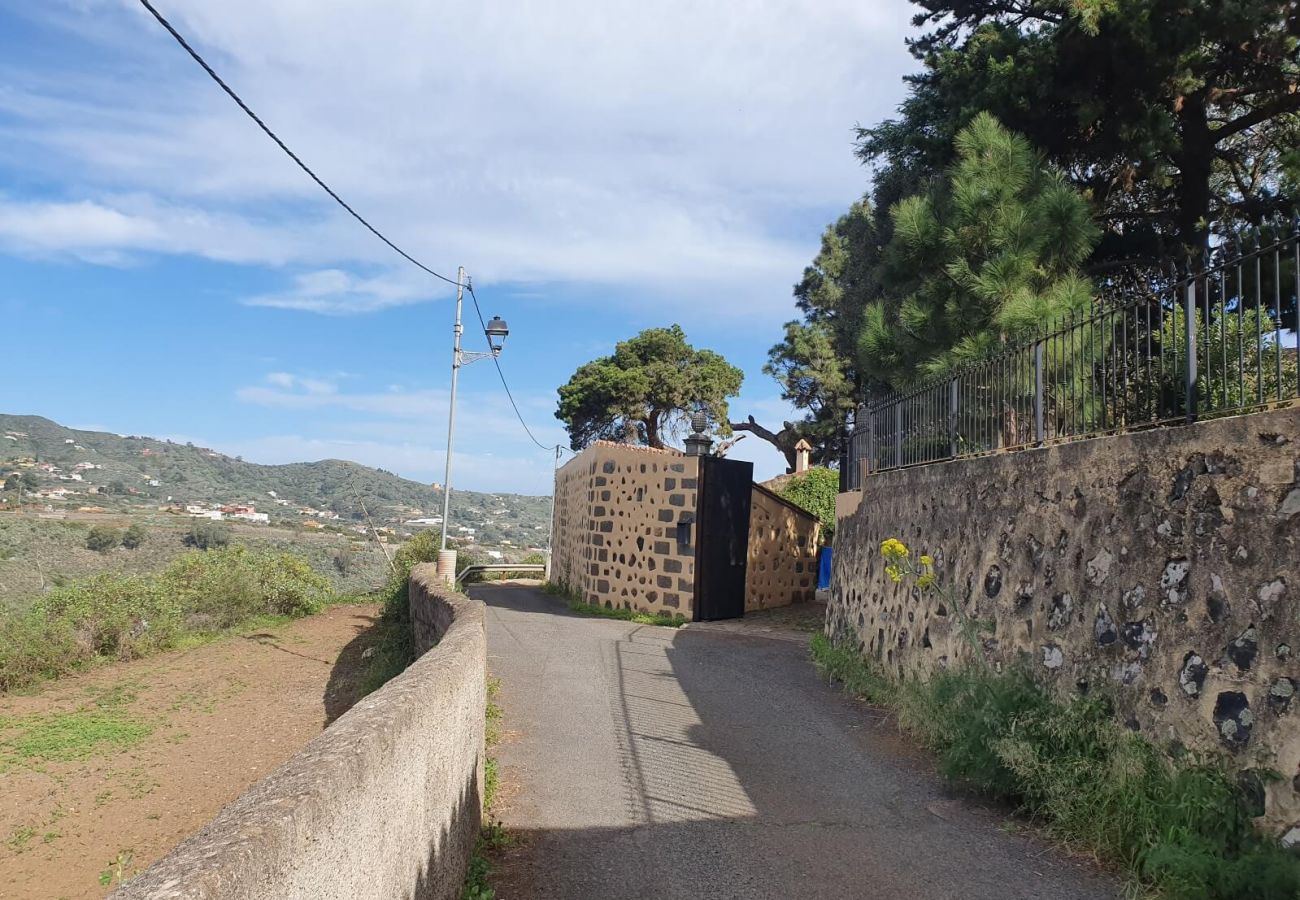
left=859, top=114, right=1099, bottom=387
left=556, top=325, right=744, bottom=450
left=20, top=470, right=38, bottom=491
left=739, top=200, right=882, bottom=468
left=86, top=525, right=122, bottom=553
left=184, top=521, right=231, bottom=551
left=860, top=0, right=1300, bottom=259
left=778, top=467, right=840, bottom=545
left=121, top=523, right=148, bottom=550
left=3, top=474, right=18, bottom=492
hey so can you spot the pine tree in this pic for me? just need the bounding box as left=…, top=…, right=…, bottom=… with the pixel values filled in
left=858, top=114, right=1099, bottom=388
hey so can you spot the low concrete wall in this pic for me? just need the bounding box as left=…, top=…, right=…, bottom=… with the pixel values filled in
left=829, top=407, right=1300, bottom=829
left=114, top=565, right=485, bottom=900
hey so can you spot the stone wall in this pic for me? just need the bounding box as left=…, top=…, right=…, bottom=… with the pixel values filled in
left=746, top=484, right=820, bottom=611
left=113, top=565, right=485, bottom=900
left=829, top=407, right=1300, bottom=830
left=551, top=442, right=700, bottom=617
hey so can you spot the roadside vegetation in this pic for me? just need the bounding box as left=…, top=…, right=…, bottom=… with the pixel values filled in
left=462, top=676, right=508, bottom=900
left=543, top=581, right=688, bottom=627
left=813, top=541, right=1300, bottom=900
left=776, top=466, right=838, bottom=544
left=0, top=516, right=391, bottom=610
left=0, top=547, right=333, bottom=693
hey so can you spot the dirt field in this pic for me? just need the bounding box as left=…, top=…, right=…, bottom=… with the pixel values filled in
left=0, top=602, right=382, bottom=899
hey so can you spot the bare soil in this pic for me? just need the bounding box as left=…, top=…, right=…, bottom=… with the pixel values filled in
left=0, top=602, right=382, bottom=899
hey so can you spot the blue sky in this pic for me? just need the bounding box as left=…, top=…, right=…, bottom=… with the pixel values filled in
left=0, top=1, right=915, bottom=494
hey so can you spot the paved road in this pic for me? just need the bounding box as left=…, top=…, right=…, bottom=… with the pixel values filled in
left=476, top=584, right=1118, bottom=900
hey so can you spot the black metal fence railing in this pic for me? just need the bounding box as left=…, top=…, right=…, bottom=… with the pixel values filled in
left=845, top=227, right=1300, bottom=489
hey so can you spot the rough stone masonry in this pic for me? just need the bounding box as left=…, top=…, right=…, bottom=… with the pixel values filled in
left=829, top=406, right=1300, bottom=832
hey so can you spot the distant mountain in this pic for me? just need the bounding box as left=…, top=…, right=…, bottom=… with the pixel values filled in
left=0, top=414, right=551, bottom=547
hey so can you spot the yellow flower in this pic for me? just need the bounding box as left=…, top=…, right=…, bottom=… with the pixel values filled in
left=880, top=538, right=909, bottom=560
left=917, top=572, right=936, bottom=589
left=885, top=565, right=904, bottom=583
left=919, top=554, right=934, bottom=568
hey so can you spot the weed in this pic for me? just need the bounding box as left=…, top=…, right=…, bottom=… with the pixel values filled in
left=98, top=849, right=134, bottom=888
left=463, top=675, right=510, bottom=900
left=811, top=635, right=1300, bottom=899
left=545, top=578, right=689, bottom=627
left=0, top=710, right=151, bottom=763
left=0, top=547, right=334, bottom=693
left=565, top=597, right=688, bottom=628
left=6, top=825, right=35, bottom=852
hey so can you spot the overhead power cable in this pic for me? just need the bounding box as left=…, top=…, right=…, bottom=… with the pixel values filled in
left=135, top=0, right=461, bottom=287
left=466, top=282, right=563, bottom=453
left=139, top=0, right=568, bottom=458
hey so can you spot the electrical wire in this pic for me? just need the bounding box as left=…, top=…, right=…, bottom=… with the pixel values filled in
left=135, top=0, right=461, bottom=288
left=138, top=0, right=571, bottom=458
left=466, top=282, right=567, bottom=454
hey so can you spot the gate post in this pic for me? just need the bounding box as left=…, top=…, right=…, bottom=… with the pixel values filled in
left=948, top=378, right=959, bottom=458
left=893, top=402, right=903, bottom=469
left=1185, top=279, right=1198, bottom=423
left=1033, top=339, right=1045, bottom=445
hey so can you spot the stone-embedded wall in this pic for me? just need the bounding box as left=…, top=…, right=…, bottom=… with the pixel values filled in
left=551, top=443, right=700, bottom=617
left=829, top=407, right=1300, bottom=830
left=114, top=566, right=486, bottom=900
left=746, top=484, right=820, bottom=611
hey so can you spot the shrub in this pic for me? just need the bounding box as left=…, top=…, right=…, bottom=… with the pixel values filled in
left=778, top=467, right=839, bottom=544
left=121, top=523, right=147, bottom=550
left=85, top=525, right=121, bottom=553
left=184, top=520, right=231, bottom=550
left=0, top=548, right=333, bottom=693
left=811, top=636, right=1300, bottom=899
left=332, top=547, right=355, bottom=575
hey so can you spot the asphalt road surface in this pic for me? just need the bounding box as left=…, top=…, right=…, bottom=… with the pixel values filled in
left=476, top=584, right=1118, bottom=900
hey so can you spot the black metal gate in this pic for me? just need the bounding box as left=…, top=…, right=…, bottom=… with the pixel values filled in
left=693, top=456, right=753, bottom=621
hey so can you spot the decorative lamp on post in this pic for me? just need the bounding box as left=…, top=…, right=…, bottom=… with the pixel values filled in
left=438, top=267, right=513, bottom=585
left=683, top=410, right=713, bottom=457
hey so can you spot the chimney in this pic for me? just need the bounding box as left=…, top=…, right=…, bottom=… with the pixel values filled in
left=794, top=438, right=812, bottom=474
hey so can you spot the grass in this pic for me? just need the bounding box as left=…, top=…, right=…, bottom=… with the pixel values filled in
left=543, top=583, right=689, bottom=627
left=0, top=546, right=334, bottom=693
left=0, top=709, right=152, bottom=764
left=811, top=633, right=1300, bottom=900
left=462, top=677, right=509, bottom=899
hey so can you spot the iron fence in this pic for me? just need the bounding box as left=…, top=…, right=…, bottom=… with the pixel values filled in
left=846, top=226, right=1300, bottom=488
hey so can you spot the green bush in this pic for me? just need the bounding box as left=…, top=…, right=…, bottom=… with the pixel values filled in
left=811, top=635, right=1300, bottom=899
left=778, top=467, right=839, bottom=544
left=85, top=525, right=121, bottom=553
left=0, top=548, right=333, bottom=693
left=357, top=532, right=441, bottom=696
left=184, top=520, right=231, bottom=550
left=121, top=523, right=147, bottom=550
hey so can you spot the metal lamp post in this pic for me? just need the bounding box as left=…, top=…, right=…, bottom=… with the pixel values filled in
left=439, top=266, right=509, bottom=558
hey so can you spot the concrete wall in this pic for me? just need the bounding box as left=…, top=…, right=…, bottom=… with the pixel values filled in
left=113, top=565, right=485, bottom=900
left=551, top=442, right=700, bottom=617
left=745, top=484, right=820, bottom=611
left=829, top=407, right=1300, bottom=829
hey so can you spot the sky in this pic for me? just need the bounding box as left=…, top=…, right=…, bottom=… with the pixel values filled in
left=0, top=0, right=917, bottom=494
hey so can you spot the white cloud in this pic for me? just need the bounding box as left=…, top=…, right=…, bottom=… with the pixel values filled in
left=263, top=371, right=337, bottom=394
left=243, top=268, right=445, bottom=315
left=0, top=0, right=916, bottom=320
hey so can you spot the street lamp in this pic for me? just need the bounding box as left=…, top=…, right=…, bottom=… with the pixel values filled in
left=439, top=267, right=510, bottom=559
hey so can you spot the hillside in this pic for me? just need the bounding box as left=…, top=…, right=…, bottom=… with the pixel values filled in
left=0, top=414, right=551, bottom=546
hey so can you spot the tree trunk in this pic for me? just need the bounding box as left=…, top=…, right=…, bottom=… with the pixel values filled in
left=1175, top=90, right=1214, bottom=256
left=729, top=416, right=798, bottom=472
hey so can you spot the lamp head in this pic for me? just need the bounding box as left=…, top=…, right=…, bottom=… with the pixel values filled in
left=485, top=316, right=509, bottom=353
